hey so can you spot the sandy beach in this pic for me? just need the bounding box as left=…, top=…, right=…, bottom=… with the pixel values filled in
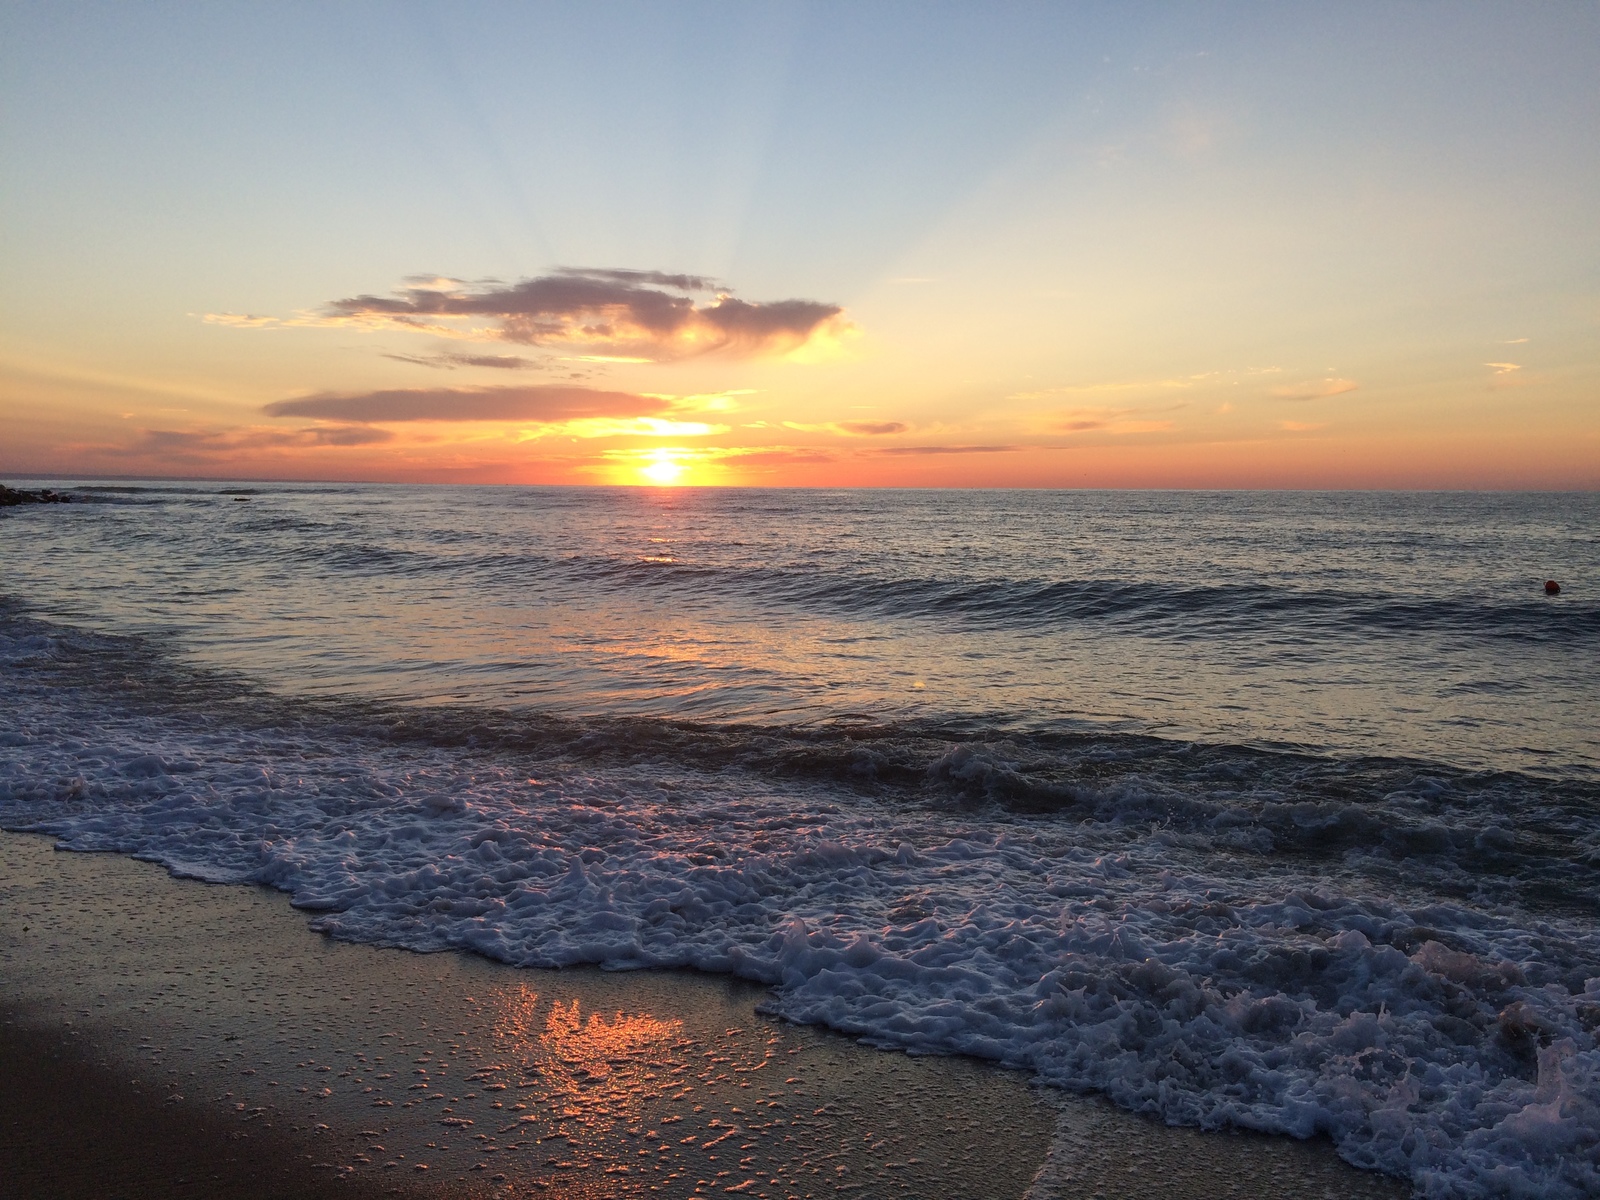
left=1, top=832, right=1407, bottom=1199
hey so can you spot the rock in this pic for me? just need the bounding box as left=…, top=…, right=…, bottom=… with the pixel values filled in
left=0, top=484, right=73, bottom=507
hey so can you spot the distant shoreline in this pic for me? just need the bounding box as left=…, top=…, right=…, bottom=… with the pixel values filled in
left=3, top=472, right=1595, bottom=493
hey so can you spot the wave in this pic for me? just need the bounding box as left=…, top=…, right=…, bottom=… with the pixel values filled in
left=582, top=558, right=1596, bottom=644
left=3, top=605, right=1599, bottom=1197
left=215, top=534, right=1599, bottom=645
left=4, top=601, right=1595, bottom=911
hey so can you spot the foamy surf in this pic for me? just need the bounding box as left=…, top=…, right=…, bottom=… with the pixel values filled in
left=3, top=606, right=1597, bottom=1198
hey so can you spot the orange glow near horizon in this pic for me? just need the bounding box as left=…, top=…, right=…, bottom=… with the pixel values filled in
left=5, top=10, right=1600, bottom=492
left=616, top=447, right=720, bottom=487
left=639, top=456, right=686, bottom=486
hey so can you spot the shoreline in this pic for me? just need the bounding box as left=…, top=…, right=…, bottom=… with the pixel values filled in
left=0, top=1018, right=401, bottom=1200
left=1, top=832, right=1409, bottom=1199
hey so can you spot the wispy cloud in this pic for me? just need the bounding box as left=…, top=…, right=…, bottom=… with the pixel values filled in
left=201, top=313, right=281, bottom=330
left=1270, top=377, right=1360, bottom=401
left=868, top=444, right=1020, bottom=456
left=1050, top=406, right=1177, bottom=435
left=262, top=385, right=667, bottom=424
left=834, top=419, right=909, bottom=436
left=1484, top=362, right=1521, bottom=375
left=113, top=424, right=395, bottom=459
left=384, top=352, right=546, bottom=370
left=715, top=446, right=839, bottom=467
left=212, top=268, right=850, bottom=363
left=782, top=419, right=911, bottom=437
left=1279, top=420, right=1326, bottom=432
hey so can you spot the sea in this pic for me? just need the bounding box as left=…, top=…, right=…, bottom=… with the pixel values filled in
left=2, top=482, right=1597, bottom=1198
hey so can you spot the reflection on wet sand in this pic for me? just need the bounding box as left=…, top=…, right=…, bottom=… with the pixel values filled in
left=1, top=833, right=1408, bottom=1200
left=474, top=986, right=799, bottom=1194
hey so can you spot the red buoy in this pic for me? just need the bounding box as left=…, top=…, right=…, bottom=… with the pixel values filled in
left=1544, top=580, right=1561, bottom=595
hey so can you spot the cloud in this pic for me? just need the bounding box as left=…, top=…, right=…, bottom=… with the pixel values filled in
left=716, top=446, right=839, bottom=466
left=833, top=420, right=909, bottom=436
left=1270, top=378, right=1360, bottom=401
left=1484, top=362, right=1521, bottom=375
left=300, top=268, right=848, bottom=361
left=1500, top=338, right=1530, bottom=345
left=201, top=313, right=280, bottom=329
left=1050, top=407, right=1176, bottom=435
left=263, top=385, right=668, bottom=424
left=869, top=444, right=1021, bottom=456
left=301, top=425, right=397, bottom=446
left=782, top=419, right=911, bottom=436
left=1278, top=420, right=1326, bottom=432
left=384, top=352, right=545, bottom=370
left=115, top=424, right=395, bottom=458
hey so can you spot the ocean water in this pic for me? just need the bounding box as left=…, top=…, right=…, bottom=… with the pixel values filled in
left=3, top=482, right=1598, bottom=1197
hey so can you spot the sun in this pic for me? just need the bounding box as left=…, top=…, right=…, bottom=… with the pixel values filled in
left=630, top=448, right=694, bottom=486
left=614, top=447, right=713, bottom=486
left=639, top=455, right=686, bottom=485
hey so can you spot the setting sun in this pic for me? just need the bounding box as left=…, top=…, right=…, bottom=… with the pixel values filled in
left=638, top=451, right=687, bottom=485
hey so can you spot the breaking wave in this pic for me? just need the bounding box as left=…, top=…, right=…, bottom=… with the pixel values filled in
left=4, top=608, right=1599, bottom=1198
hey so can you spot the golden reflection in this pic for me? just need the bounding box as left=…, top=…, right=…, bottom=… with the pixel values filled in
left=474, top=985, right=789, bottom=1193
left=491, top=988, right=687, bottom=1123
left=539, top=1000, right=686, bottom=1100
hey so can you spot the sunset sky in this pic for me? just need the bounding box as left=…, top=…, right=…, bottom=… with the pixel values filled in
left=3, top=3, right=1596, bottom=488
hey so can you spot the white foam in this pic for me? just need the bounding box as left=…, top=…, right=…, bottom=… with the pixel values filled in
left=3, top=621, right=1597, bottom=1198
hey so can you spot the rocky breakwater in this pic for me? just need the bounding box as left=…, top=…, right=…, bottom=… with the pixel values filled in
left=0, top=484, right=72, bottom=507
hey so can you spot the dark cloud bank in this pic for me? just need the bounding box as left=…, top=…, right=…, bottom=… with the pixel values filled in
left=264, top=385, right=666, bottom=424
left=328, top=267, right=842, bottom=359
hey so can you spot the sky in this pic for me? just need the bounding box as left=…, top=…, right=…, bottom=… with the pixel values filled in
left=2, top=2, right=1597, bottom=488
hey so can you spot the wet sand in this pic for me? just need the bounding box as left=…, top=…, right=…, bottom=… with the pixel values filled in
left=0, top=832, right=1409, bottom=1199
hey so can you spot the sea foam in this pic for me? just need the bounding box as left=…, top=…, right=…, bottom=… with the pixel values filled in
left=3, top=614, right=1597, bottom=1198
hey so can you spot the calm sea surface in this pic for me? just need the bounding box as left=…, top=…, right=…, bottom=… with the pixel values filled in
left=5, top=484, right=1596, bottom=770
left=4, top=483, right=1598, bottom=1197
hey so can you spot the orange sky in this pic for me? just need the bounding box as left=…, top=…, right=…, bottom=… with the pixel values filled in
left=3, top=6, right=1597, bottom=488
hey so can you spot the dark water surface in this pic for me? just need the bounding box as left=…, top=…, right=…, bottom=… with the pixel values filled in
left=6, top=484, right=1596, bottom=771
